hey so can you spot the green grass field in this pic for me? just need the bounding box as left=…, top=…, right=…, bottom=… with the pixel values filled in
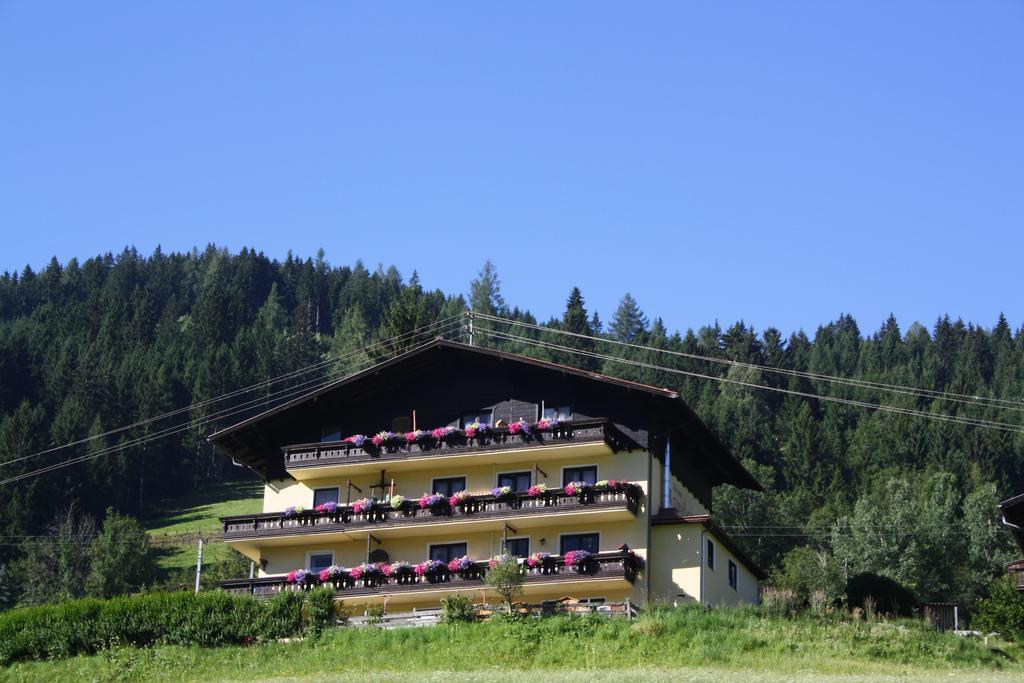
left=3, top=607, right=1021, bottom=682
left=144, top=480, right=263, bottom=580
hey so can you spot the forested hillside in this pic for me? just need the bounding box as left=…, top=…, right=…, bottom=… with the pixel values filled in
left=0, top=246, right=1020, bottom=606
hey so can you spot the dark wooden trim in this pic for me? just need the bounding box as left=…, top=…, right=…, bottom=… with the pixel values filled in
left=218, top=550, right=640, bottom=598
left=221, top=486, right=642, bottom=540
left=280, top=419, right=630, bottom=471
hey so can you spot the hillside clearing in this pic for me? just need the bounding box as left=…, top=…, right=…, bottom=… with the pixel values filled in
left=144, top=480, right=262, bottom=578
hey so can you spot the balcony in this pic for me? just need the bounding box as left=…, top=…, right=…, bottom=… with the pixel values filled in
left=1009, top=559, right=1024, bottom=590
left=221, top=486, right=641, bottom=551
left=219, top=550, right=640, bottom=604
left=281, top=418, right=633, bottom=479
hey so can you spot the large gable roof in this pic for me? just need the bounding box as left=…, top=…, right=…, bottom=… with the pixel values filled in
left=211, top=338, right=761, bottom=492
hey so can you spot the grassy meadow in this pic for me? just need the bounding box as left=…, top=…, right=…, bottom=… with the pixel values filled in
left=144, top=480, right=262, bottom=579
left=3, top=606, right=1020, bottom=682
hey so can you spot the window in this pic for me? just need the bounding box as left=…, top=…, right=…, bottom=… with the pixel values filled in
left=560, top=533, right=599, bottom=555
left=321, top=425, right=342, bottom=442
left=497, top=471, right=531, bottom=491
left=432, top=476, right=467, bottom=497
left=461, top=410, right=492, bottom=427
left=562, top=466, right=597, bottom=486
left=307, top=551, right=334, bottom=573
left=543, top=404, right=572, bottom=421
left=313, top=487, right=339, bottom=508
left=429, top=542, right=468, bottom=563
left=706, top=538, right=716, bottom=571
left=504, top=537, right=530, bottom=558
left=728, top=559, right=738, bottom=591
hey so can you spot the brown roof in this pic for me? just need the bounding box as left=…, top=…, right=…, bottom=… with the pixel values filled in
left=210, top=338, right=678, bottom=441
left=209, top=338, right=761, bottom=492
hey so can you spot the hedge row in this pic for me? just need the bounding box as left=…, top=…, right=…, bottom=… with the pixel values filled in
left=0, top=589, right=331, bottom=665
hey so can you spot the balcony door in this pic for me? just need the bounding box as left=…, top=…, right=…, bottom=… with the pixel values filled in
left=504, top=537, right=530, bottom=558
left=497, top=471, right=531, bottom=491
left=429, top=542, right=468, bottom=563
left=432, top=476, right=466, bottom=497
left=559, top=533, right=599, bottom=555
left=562, top=466, right=597, bottom=486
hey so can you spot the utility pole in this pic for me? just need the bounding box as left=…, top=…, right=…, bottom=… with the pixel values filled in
left=194, top=535, right=204, bottom=593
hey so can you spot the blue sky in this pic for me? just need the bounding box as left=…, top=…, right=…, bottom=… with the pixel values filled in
left=1, top=2, right=1021, bottom=337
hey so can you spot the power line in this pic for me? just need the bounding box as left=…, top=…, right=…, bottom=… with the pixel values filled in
left=472, top=311, right=1024, bottom=411
left=475, top=327, right=1024, bottom=434
left=0, top=315, right=464, bottom=469
left=0, top=321, right=465, bottom=486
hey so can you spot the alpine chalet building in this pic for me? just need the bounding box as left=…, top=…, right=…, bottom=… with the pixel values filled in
left=212, top=340, right=766, bottom=610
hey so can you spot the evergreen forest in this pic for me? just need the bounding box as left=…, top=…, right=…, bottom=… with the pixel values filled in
left=0, top=246, right=1020, bottom=608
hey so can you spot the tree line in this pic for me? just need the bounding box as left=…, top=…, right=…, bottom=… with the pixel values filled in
left=0, top=246, right=1020, bottom=608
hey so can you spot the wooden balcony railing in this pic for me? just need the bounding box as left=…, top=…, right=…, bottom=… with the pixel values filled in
left=1008, top=559, right=1024, bottom=590
left=221, top=486, right=642, bottom=540
left=218, top=550, right=641, bottom=599
left=281, top=418, right=631, bottom=470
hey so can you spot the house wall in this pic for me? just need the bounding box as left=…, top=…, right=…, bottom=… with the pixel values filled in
left=257, top=518, right=647, bottom=578
left=702, top=529, right=760, bottom=606
left=648, top=524, right=759, bottom=606
left=647, top=466, right=709, bottom=517
left=648, top=523, right=703, bottom=605
left=262, top=450, right=650, bottom=513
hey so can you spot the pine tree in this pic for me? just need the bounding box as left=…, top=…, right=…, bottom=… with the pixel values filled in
left=609, top=293, right=648, bottom=342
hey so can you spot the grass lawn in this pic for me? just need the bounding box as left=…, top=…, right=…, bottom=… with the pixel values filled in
left=143, top=480, right=263, bottom=580
left=3, top=608, right=1021, bottom=682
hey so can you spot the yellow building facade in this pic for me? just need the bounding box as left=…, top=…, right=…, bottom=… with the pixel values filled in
left=214, top=341, right=765, bottom=610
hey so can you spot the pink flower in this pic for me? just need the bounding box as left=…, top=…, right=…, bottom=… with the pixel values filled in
left=318, top=569, right=331, bottom=582
left=350, top=565, right=363, bottom=580
left=527, top=484, right=547, bottom=497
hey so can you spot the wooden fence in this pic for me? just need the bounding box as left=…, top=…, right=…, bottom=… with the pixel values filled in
left=346, top=599, right=638, bottom=629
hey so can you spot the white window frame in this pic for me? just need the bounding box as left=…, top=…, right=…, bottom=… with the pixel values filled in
left=560, top=464, right=599, bottom=487
left=312, top=486, right=341, bottom=507
left=706, top=538, right=716, bottom=571
left=557, top=530, right=601, bottom=556
left=305, top=549, right=335, bottom=572
left=430, top=474, right=468, bottom=495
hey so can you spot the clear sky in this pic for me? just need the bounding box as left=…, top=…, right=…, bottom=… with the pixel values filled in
left=1, top=2, right=1021, bottom=337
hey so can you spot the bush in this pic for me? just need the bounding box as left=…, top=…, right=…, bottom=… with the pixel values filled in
left=846, top=573, right=917, bottom=617
left=441, top=594, right=477, bottom=623
left=0, top=590, right=308, bottom=665
left=760, top=587, right=798, bottom=617
left=304, top=587, right=336, bottom=635
left=973, top=576, right=1024, bottom=639
left=770, top=546, right=845, bottom=608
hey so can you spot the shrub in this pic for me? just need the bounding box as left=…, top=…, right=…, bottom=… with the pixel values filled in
left=770, top=545, right=845, bottom=608
left=973, top=576, right=1024, bottom=640
left=846, top=573, right=917, bottom=617
left=760, top=587, right=798, bottom=617
left=0, top=590, right=309, bottom=665
left=441, top=594, right=477, bottom=623
left=484, top=556, right=524, bottom=614
left=304, top=587, right=336, bottom=635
